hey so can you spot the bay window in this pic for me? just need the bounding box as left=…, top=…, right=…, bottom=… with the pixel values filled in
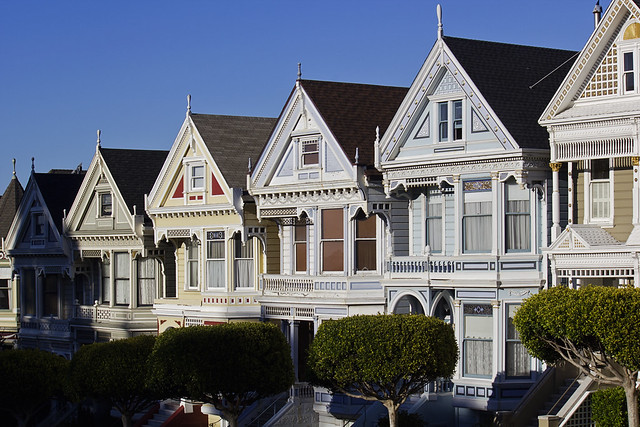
left=43, top=275, right=58, bottom=317
left=0, top=279, right=9, bottom=310
left=187, top=240, right=199, bottom=290
left=506, top=304, right=530, bottom=377
left=294, top=221, right=307, bottom=273
left=102, top=259, right=111, bottom=303
left=463, top=303, right=493, bottom=377
left=321, top=209, right=344, bottom=272
left=23, top=269, right=36, bottom=316
left=426, top=191, right=442, bottom=253
left=114, top=252, right=130, bottom=305
left=137, top=258, right=156, bottom=306
left=463, top=180, right=492, bottom=253
left=234, top=235, right=254, bottom=288
left=206, top=231, right=225, bottom=289
left=505, top=181, right=531, bottom=252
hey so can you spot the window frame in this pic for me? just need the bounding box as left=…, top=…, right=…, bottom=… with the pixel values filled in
left=425, top=190, right=443, bottom=253
left=205, top=231, right=225, bottom=290
left=186, top=240, right=200, bottom=290
left=114, top=252, right=130, bottom=306
left=42, top=274, right=59, bottom=317
left=299, top=136, right=321, bottom=168
left=99, top=192, right=113, bottom=217
left=588, top=158, right=613, bottom=225
left=504, top=180, right=532, bottom=253
left=137, top=257, right=157, bottom=306
left=321, top=208, right=345, bottom=273
left=505, top=303, right=531, bottom=378
left=623, top=50, right=636, bottom=93
left=354, top=214, right=377, bottom=273
left=436, top=99, right=464, bottom=143
left=462, top=303, right=494, bottom=379
left=0, top=279, right=10, bottom=310
left=462, top=180, right=492, bottom=254
left=294, top=221, right=308, bottom=274
left=234, top=235, right=254, bottom=289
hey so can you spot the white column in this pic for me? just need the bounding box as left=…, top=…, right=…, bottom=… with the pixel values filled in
left=550, top=163, right=562, bottom=241
left=453, top=175, right=462, bottom=256
left=567, top=162, right=574, bottom=225
left=290, top=319, right=300, bottom=381
left=491, top=300, right=501, bottom=381
left=632, top=157, right=639, bottom=226
left=583, top=160, right=591, bottom=224
left=491, top=172, right=500, bottom=255
left=130, top=253, right=137, bottom=309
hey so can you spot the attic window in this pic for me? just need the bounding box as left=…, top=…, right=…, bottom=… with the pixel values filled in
left=100, top=193, right=112, bottom=217
left=624, top=51, right=635, bottom=92
left=438, top=100, right=463, bottom=142
left=300, top=137, right=320, bottom=166
left=190, top=164, right=205, bottom=191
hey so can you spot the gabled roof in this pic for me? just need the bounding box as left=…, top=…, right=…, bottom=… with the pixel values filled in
left=33, top=171, right=85, bottom=233
left=443, top=36, right=577, bottom=149
left=100, top=148, right=168, bottom=218
left=0, top=175, right=24, bottom=239
left=190, top=114, right=277, bottom=190
left=300, top=80, right=408, bottom=167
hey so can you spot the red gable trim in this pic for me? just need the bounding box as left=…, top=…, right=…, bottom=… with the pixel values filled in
left=211, top=173, right=223, bottom=196
left=172, top=176, right=184, bottom=199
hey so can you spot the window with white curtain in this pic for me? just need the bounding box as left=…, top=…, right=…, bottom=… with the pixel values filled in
left=505, top=181, right=531, bottom=252
left=506, top=304, right=530, bottom=377
left=234, top=235, right=254, bottom=288
left=102, top=259, right=111, bottom=303
left=187, top=240, right=200, bottom=290
left=137, top=258, right=156, bottom=306
left=114, top=252, right=130, bottom=305
left=590, top=159, right=611, bottom=221
left=426, top=190, right=442, bottom=253
left=206, top=231, right=225, bottom=289
left=463, top=303, right=493, bottom=378
left=463, top=180, right=492, bottom=253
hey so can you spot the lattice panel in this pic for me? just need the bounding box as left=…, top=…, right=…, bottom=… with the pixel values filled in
left=580, top=44, right=618, bottom=99
left=563, top=393, right=594, bottom=426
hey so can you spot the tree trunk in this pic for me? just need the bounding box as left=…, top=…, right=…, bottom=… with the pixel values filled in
left=383, top=401, right=398, bottom=427
left=121, top=413, right=133, bottom=427
left=624, top=383, right=639, bottom=427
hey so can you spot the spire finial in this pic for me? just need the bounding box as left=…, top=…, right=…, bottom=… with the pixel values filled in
left=248, top=157, right=253, bottom=174
left=376, top=126, right=380, bottom=142
left=593, top=0, right=602, bottom=28
left=437, top=4, right=443, bottom=39
left=355, top=147, right=360, bottom=165
left=31, top=157, right=35, bottom=172
left=12, top=158, right=16, bottom=177
left=187, top=94, right=192, bottom=117
left=297, top=63, right=302, bottom=81
left=97, top=129, right=101, bottom=149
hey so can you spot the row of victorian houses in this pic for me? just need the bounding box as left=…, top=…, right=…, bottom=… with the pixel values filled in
left=1, top=1, right=639, bottom=425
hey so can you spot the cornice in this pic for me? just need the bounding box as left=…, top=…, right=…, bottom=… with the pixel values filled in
left=255, top=186, right=365, bottom=210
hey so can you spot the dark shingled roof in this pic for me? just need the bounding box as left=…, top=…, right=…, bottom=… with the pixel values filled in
left=33, top=171, right=85, bottom=233
left=100, top=148, right=169, bottom=222
left=443, top=36, right=577, bottom=149
left=0, top=176, right=24, bottom=239
left=190, top=114, right=277, bottom=189
left=300, top=80, right=408, bottom=167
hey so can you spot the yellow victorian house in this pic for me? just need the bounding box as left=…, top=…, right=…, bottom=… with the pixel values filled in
left=145, top=98, right=276, bottom=331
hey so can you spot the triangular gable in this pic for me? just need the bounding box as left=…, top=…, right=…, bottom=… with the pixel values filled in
left=548, top=224, right=622, bottom=251
left=541, top=0, right=640, bottom=122
left=146, top=115, right=236, bottom=212
left=251, top=83, right=355, bottom=190
left=378, top=38, right=519, bottom=166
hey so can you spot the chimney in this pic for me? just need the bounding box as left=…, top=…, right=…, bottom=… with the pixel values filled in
left=593, top=1, right=602, bottom=29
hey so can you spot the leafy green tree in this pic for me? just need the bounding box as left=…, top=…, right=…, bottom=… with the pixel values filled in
left=0, top=349, right=69, bottom=427
left=307, top=314, right=458, bottom=427
left=148, top=322, right=294, bottom=427
left=514, top=286, right=640, bottom=427
left=69, top=335, right=157, bottom=427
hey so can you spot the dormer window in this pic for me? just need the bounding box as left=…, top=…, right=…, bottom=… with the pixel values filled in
left=33, top=213, right=45, bottom=237
left=438, top=100, right=463, bottom=142
left=301, top=137, right=320, bottom=166
left=100, top=193, right=112, bottom=217
left=190, top=164, right=205, bottom=191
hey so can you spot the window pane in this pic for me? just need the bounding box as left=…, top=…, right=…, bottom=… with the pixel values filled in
left=356, top=215, right=376, bottom=238
left=591, top=159, right=609, bottom=180
left=23, top=269, right=36, bottom=315
left=506, top=304, right=530, bottom=377
left=464, top=340, right=493, bottom=377
left=235, top=259, right=254, bottom=288
left=453, top=100, right=463, bottom=140
left=322, top=209, right=343, bottom=239
left=0, top=280, right=9, bottom=310
left=138, top=258, right=156, bottom=305
left=100, top=193, right=112, bottom=216
left=438, top=102, right=448, bottom=141
left=102, top=261, right=111, bottom=303
left=356, top=240, right=376, bottom=271
left=295, top=243, right=307, bottom=272
left=43, top=275, right=58, bottom=317
left=322, top=241, right=343, bottom=271
left=206, top=260, right=225, bottom=288
left=591, top=181, right=610, bottom=219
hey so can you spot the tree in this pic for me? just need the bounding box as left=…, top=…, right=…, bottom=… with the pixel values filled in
left=514, top=286, right=640, bottom=427
left=69, top=335, right=158, bottom=427
left=0, top=349, right=69, bottom=427
left=148, top=322, right=294, bottom=427
left=307, top=314, right=458, bottom=427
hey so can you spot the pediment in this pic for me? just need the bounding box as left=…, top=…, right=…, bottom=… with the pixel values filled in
left=542, top=0, right=640, bottom=122
left=6, top=183, right=61, bottom=251
left=378, top=40, right=518, bottom=166
left=146, top=116, right=234, bottom=212
left=251, top=85, right=354, bottom=191
left=548, top=224, right=622, bottom=252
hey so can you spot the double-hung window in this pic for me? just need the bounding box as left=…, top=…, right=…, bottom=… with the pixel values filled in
left=624, top=51, right=635, bottom=92
left=505, top=181, right=531, bottom=252
left=506, top=304, right=530, bottom=377
left=190, top=164, right=205, bottom=191
left=463, top=180, right=492, bottom=253
left=321, top=209, right=344, bottom=272
left=23, top=269, right=36, bottom=316
left=137, top=258, right=156, bottom=306
left=438, top=100, right=463, bottom=142
left=100, top=193, right=112, bottom=217
left=43, top=275, right=59, bottom=317
left=187, top=241, right=200, bottom=290
left=0, top=279, right=9, bottom=310
left=355, top=215, right=376, bottom=272
left=426, top=191, right=443, bottom=253
left=102, top=260, right=111, bottom=303
left=114, top=252, right=130, bottom=305
left=463, top=303, right=493, bottom=378
left=590, top=159, right=611, bottom=222
left=234, top=235, right=254, bottom=289
left=206, top=232, right=225, bottom=289
left=300, top=137, right=320, bottom=166
left=294, top=221, right=307, bottom=273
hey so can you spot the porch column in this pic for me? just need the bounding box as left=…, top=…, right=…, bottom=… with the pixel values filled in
left=491, top=172, right=500, bottom=256
left=453, top=175, right=461, bottom=256
left=491, top=300, right=501, bottom=381
left=289, top=319, right=300, bottom=381
left=567, top=162, right=574, bottom=225
left=632, top=157, right=639, bottom=226
left=550, top=163, right=562, bottom=241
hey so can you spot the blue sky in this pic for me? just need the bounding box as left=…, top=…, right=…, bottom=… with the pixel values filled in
left=0, top=0, right=604, bottom=185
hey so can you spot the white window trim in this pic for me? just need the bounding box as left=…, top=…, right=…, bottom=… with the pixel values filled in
left=433, top=97, right=465, bottom=144
left=206, top=231, right=226, bottom=290
left=585, top=159, right=614, bottom=226
left=292, top=221, right=309, bottom=274
left=185, top=240, right=200, bottom=291
left=353, top=214, right=379, bottom=275
left=99, top=192, right=113, bottom=218
left=297, top=135, right=322, bottom=169
left=183, top=157, right=206, bottom=193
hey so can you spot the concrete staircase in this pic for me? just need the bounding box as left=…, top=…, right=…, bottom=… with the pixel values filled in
left=523, top=379, right=580, bottom=427
left=139, top=400, right=181, bottom=427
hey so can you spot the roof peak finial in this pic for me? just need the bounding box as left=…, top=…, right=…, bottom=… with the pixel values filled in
left=437, top=4, right=443, bottom=39
left=248, top=157, right=253, bottom=174
left=297, top=63, right=302, bottom=81
left=12, top=158, right=16, bottom=177
left=355, top=147, right=360, bottom=165
left=97, top=129, right=101, bottom=149
left=31, top=157, right=35, bottom=173
left=593, top=0, right=602, bottom=29
left=187, top=94, right=192, bottom=117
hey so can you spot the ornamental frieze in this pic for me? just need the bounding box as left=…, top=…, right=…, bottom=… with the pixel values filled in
left=384, top=158, right=549, bottom=180
left=257, top=187, right=364, bottom=207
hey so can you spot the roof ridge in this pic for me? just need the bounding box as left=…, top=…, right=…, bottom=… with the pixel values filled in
left=300, top=79, right=408, bottom=90
left=443, top=35, right=578, bottom=55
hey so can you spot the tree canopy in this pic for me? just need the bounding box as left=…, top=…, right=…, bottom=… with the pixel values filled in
left=69, top=335, right=158, bottom=427
left=0, top=349, right=69, bottom=427
left=514, top=286, right=640, bottom=427
left=148, top=322, right=294, bottom=427
left=307, top=314, right=458, bottom=427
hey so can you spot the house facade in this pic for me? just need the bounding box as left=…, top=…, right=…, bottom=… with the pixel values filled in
left=145, top=105, right=277, bottom=332
left=63, top=141, right=169, bottom=350
left=5, top=165, right=85, bottom=357
left=541, top=0, right=640, bottom=290
left=0, top=162, right=24, bottom=347
left=375, top=29, right=577, bottom=412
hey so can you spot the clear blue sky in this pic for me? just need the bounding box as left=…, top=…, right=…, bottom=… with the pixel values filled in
left=0, top=0, right=604, bottom=185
